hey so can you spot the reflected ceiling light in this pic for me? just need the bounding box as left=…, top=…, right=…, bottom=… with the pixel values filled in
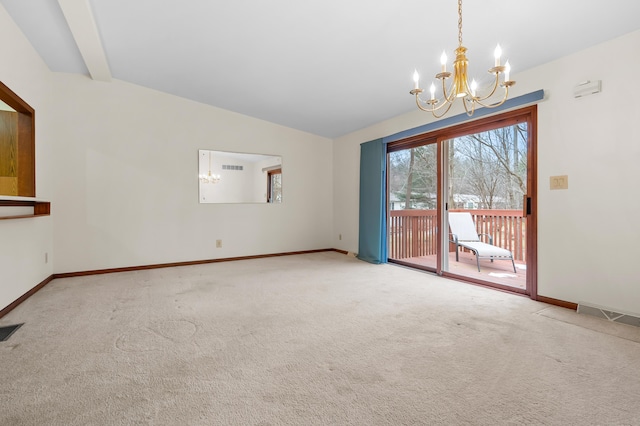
left=410, top=0, right=515, bottom=118
left=199, top=151, right=221, bottom=184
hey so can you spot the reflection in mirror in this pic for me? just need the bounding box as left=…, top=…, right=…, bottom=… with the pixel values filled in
left=198, top=150, right=282, bottom=203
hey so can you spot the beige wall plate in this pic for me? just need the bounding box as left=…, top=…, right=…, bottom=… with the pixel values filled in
left=550, top=175, right=568, bottom=190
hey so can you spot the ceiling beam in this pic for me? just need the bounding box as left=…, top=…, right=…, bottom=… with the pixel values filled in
left=57, top=0, right=111, bottom=82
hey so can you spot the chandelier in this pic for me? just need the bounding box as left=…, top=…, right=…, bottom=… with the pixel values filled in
left=410, top=0, right=515, bottom=118
left=199, top=151, right=221, bottom=184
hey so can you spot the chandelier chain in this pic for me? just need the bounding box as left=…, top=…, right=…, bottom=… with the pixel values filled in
left=457, top=0, right=463, bottom=47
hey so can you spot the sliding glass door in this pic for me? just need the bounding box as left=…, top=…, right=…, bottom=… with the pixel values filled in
left=442, top=122, right=529, bottom=292
left=387, top=107, right=537, bottom=297
left=388, top=143, right=438, bottom=270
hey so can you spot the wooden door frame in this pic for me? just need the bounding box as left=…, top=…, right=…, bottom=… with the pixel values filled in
left=387, top=106, right=538, bottom=299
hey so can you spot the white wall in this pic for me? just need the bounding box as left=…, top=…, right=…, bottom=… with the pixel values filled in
left=52, top=74, right=333, bottom=273
left=0, top=5, right=54, bottom=310
left=333, top=29, right=640, bottom=314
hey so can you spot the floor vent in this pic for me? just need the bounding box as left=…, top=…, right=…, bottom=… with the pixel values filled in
left=577, top=304, right=640, bottom=328
left=0, top=323, right=24, bottom=342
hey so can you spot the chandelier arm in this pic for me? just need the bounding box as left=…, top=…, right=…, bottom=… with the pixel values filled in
left=471, top=85, right=510, bottom=108
left=414, top=95, right=433, bottom=112
left=415, top=93, right=453, bottom=113
left=432, top=100, right=455, bottom=119
left=462, top=96, right=476, bottom=116
left=440, top=78, right=458, bottom=103
left=473, top=73, right=501, bottom=102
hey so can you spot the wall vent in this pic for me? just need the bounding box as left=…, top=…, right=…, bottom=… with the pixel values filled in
left=577, top=303, right=640, bottom=328
left=0, top=323, right=24, bottom=341
left=573, top=80, right=601, bottom=98
left=222, top=165, right=243, bottom=171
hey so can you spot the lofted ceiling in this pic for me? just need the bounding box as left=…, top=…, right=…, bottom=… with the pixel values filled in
left=2, top=0, right=640, bottom=138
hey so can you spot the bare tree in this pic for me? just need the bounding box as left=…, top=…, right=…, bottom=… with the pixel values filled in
left=389, top=145, right=437, bottom=209
left=388, top=123, right=527, bottom=211
left=453, top=124, right=527, bottom=209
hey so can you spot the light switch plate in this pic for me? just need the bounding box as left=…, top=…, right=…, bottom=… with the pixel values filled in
left=550, top=175, right=568, bottom=190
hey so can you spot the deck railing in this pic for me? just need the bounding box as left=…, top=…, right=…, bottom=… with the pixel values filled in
left=388, top=209, right=526, bottom=261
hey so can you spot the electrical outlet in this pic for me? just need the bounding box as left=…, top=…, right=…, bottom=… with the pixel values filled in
left=339, top=234, right=342, bottom=240
left=45, top=252, right=48, bottom=264
left=216, top=240, right=222, bottom=248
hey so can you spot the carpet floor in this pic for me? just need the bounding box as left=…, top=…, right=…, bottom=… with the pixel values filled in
left=1, top=251, right=639, bottom=425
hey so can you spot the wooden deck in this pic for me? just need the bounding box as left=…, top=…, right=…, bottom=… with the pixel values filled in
left=393, top=250, right=526, bottom=290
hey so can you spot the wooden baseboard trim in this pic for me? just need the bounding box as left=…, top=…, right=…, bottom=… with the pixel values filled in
left=0, top=249, right=347, bottom=318
left=0, top=250, right=578, bottom=321
left=0, top=275, right=54, bottom=319
left=536, top=295, right=578, bottom=311
left=0, top=256, right=581, bottom=326
left=53, top=248, right=343, bottom=279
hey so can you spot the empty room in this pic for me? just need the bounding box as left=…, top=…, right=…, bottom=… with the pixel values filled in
left=1, top=0, right=639, bottom=424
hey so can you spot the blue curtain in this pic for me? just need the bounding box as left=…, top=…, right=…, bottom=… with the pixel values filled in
left=357, top=138, right=387, bottom=264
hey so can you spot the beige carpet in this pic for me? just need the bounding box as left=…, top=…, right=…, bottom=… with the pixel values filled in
left=1, top=251, right=639, bottom=425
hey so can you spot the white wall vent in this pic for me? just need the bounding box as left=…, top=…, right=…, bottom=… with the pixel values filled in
left=573, top=80, right=601, bottom=98
left=577, top=303, right=640, bottom=328
left=222, top=165, right=243, bottom=171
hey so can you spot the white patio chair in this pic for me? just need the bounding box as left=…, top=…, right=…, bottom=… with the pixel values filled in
left=448, top=212, right=516, bottom=273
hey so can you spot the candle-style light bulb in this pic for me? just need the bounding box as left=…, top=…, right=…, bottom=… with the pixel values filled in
left=504, top=61, right=511, bottom=82
left=413, top=69, right=420, bottom=90
left=429, top=82, right=436, bottom=100
left=494, top=44, right=502, bottom=67
left=440, top=51, right=447, bottom=73
left=470, top=79, right=478, bottom=97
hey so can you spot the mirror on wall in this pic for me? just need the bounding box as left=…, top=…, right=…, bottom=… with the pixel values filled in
left=198, top=150, right=282, bottom=204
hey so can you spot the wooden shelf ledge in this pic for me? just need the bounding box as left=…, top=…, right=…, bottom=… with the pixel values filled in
left=0, top=199, right=50, bottom=220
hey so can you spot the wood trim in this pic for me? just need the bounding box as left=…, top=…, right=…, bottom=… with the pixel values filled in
left=0, top=248, right=576, bottom=322
left=0, top=82, right=34, bottom=114
left=387, top=106, right=538, bottom=300
left=387, top=108, right=533, bottom=153
left=17, top=112, right=35, bottom=196
left=33, top=201, right=50, bottom=215
left=0, top=275, right=54, bottom=319
left=0, top=81, right=36, bottom=197
left=537, top=295, right=578, bottom=311
left=526, top=106, right=538, bottom=300
left=53, top=248, right=343, bottom=279
left=0, top=199, right=50, bottom=220
left=441, top=271, right=528, bottom=296
left=436, top=140, right=443, bottom=275
left=389, top=258, right=436, bottom=273
left=0, top=249, right=349, bottom=318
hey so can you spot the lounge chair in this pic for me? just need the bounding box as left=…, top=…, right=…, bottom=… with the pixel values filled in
left=448, top=212, right=516, bottom=273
